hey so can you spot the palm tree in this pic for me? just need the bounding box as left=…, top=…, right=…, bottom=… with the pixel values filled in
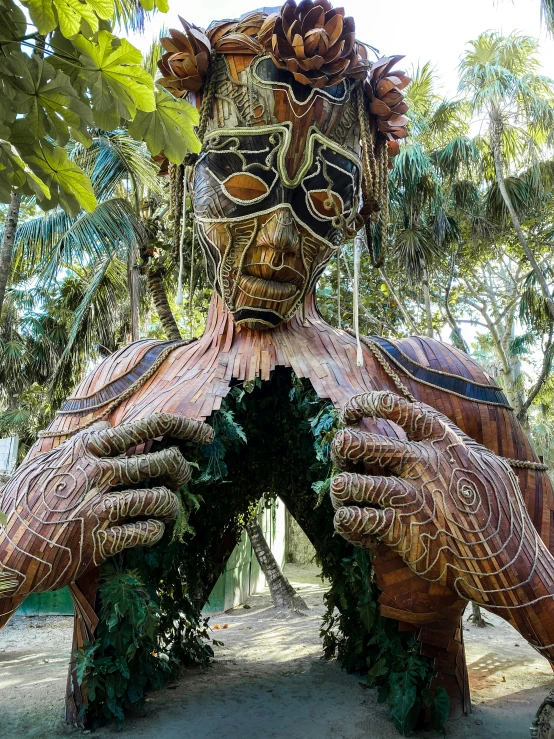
left=459, top=32, right=554, bottom=319
left=541, top=0, right=554, bottom=32
left=386, top=64, right=468, bottom=337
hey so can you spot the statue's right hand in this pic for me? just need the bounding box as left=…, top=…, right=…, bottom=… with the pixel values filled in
left=0, top=413, right=213, bottom=597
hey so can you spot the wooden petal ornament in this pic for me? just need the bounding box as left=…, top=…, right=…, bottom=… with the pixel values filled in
left=157, top=18, right=211, bottom=96
left=365, top=55, right=411, bottom=158
left=257, top=0, right=370, bottom=88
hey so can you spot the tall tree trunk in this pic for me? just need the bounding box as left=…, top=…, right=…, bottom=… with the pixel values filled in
left=422, top=263, right=434, bottom=338
left=147, top=268, right=182, bottom=341
left=468, top=601, right=488, bottom=628
left=128, top=249, right=140, bottom=342
left=0, top=193, right=21, bottom=319
left=491, top=121, right=554, bottom=320
left=245, top=516, right=308, bottom=611
left=379, top=268, right=420, bottom=335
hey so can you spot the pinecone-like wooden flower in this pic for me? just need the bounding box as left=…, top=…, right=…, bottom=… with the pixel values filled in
left=258, top=0, right=370, bottom=89
left=365, top=55, right=410, bottom=155
left=157, top=18, right=211, bottom=96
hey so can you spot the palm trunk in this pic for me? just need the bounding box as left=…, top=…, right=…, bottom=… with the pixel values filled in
left=127, top=250, right=140, bottom=342
left=0, top=193, right=21, bottom=319
left=245, top=517, right=307, bottom=611
left=422, top=263, right=434, bottom=338
left=147, top=269, right=182, bottom=341
left=491, top=122, right=554, bottom=320
left=468, top=602, right=488, bottom=628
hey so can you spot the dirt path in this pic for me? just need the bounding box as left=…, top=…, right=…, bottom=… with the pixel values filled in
left=1, top=565, right=552, bottom=739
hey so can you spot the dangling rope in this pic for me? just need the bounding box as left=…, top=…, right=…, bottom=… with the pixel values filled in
left=337, top=250, right=341, bottom=328
left=189, top=220, right=196, bottom=337
left=176, top=170, right=187, bottom=306
left=353, top=231, right=364, bottom=367
left=356, top=82, right=391, bottom=269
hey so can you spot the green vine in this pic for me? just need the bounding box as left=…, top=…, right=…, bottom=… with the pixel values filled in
left=76, top=369, right=448, bottom=734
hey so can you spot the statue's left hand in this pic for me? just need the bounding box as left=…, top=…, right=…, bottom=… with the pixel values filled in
left=0, top=413, right=213, bottom=599
left=331, top=391, right=546, bottom=611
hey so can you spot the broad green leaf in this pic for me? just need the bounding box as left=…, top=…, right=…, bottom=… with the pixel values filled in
left=357, top=599, right=376, bottom=632
left=422, top=686, right=449, bottom=735
left=7, top=57, right=93, bottom=146
left=26, top=144, right=97, bottom=214
left=54, top=0, right=98, bottom=37
left=85, top=0, right=112, bottom=20
left=0, top=512, right=7, bottom=527
left=0, top=0, right=28, bottom=41
left=389, top=671, right=420, bottom=736
left=73, top=31, right=155, bottom=129
left=0, top=140, right=51, bottom=201
left=139, top=0, right=168, bottom=10
left=22, top=0, right=56, bottom=34
left=128, top=88, right=200, bottom=164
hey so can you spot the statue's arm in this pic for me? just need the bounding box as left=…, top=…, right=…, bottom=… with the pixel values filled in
left=0, top=413, right=213, bottom=627
left=331, top=390, right=554, bottom=662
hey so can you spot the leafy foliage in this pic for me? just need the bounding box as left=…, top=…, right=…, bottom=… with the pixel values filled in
left=0, top=0, right=198, bottom=213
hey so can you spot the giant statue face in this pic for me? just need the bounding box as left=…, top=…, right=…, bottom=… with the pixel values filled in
left=158, top=3, right=409, bottom=330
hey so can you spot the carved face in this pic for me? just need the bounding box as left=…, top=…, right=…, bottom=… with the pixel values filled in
left=191, top=54, right=362, bottom=330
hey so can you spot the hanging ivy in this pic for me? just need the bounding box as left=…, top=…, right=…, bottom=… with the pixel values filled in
left=76, top=368, right=448, bottom=734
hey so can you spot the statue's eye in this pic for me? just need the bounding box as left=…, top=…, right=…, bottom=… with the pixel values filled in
left=308, top=190, right=344, bottom=219
left=221, top=173, right=269, bottom=203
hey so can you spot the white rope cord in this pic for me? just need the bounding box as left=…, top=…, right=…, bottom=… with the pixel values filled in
left=176, top=169, right=187, bottom=306
left=353, top=231, right=363, bottom=367
left=189, top=220, right=196, bottom=338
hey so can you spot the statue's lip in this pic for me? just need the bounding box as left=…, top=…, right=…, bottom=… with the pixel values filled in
left=241, top=262, right=304, bottom=286
left=238, top=275, right=298, bottom=301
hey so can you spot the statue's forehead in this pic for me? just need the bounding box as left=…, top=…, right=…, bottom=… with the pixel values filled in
left=204, top=53, right=361, bottom=175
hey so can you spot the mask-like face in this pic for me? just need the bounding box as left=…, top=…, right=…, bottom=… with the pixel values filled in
left=192, top=55, right=362, bottom=330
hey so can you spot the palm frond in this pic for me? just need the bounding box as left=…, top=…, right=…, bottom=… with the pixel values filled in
left=14, top=198, right=147, bottom=282
left=144, top=29, right=167, bottom=81
left=451, top=179, right=481, bottom=211
left=433, top=136, right=481, bottom=178
left=48, top=259, right=128, bottom=394
left=112, top=0, right=149, bottom=32
left=71, top=131, right=162, bottom=205
left=541, top=0, right=554, bottom=34
left=392, top=227, right=440, bottom=281
left=485, top=176, right=529, bottom=222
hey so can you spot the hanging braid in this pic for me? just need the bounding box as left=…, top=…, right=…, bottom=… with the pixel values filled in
left=170, top=163, right=185, bottom=261
left=356, top=82, right=391, bottom=268
left=171, top=53, right=219, bottom=257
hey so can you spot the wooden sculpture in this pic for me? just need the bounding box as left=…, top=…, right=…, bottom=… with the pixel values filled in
left=0, top=0, right=553, bottom=729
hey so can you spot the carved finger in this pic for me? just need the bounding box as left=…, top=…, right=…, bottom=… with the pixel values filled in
left=87, top=413, right=214, bottom=457
left=99, top=447, right=191, bottom=489
left=330, top=473, right=418, bottom=511
left=99, top=486, right=179, bottom=523
left=331, top=428, right=422, bottom=473
left=333, top=505, right=395, bottom=545
left=341, top=391, right=450, bottom=442
left=96, top=520, right=165, bottom=560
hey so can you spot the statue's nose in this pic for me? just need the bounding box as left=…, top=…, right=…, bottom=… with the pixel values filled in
left=255, top=208, right=300, bottom=253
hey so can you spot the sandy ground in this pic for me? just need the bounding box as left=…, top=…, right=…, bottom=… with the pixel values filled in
left=1, top=564, right=552, bottom=739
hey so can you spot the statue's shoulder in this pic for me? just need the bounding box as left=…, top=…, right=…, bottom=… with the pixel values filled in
left=61, top=339, right=184, bottom=414
left=368, top=335, right=511, bottom=408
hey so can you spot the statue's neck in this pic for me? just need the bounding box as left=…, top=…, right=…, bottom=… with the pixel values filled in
left=202, top=291, right=322, bottom=345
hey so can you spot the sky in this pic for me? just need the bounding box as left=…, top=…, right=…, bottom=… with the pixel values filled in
left=131, top=0, right=554, bottom=98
